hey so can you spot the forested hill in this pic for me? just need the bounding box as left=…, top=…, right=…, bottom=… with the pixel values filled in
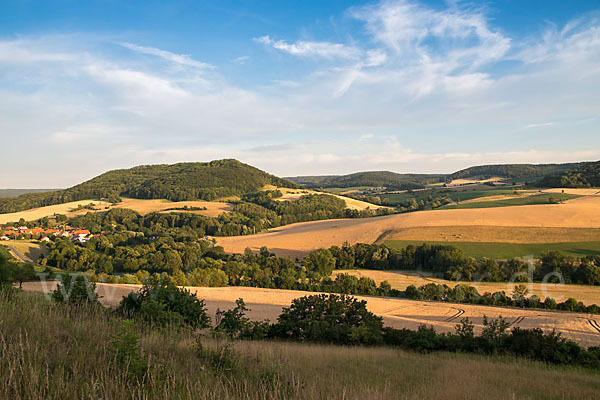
left=287, top=171, right=444, bottom=189
left=289, top=162, right=588, bottom=189
left=538, top=161, right=600, bottom=188
left=449, top=162, right=588, bottom=181
left=0, top=159, right=298, bottom=214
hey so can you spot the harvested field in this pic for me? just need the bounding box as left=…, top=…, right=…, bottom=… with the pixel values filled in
left=376, top=226, right=600, bottom=243
left=113, top=198, right=233, bottom=217
left=216, top=194, right=600, bottom=257
left=543, top=188, right=600, bottom=196
left=0, top=200, right=108, bottom=224
left=448, top=177, right=505, bottom=185
left=0, top=198, right=233, bottom=223
left=264, top=185, right=388, bottom=211
left=21, top=282, right=600, bottom=347
left=331, top=269, right=600, bottom=306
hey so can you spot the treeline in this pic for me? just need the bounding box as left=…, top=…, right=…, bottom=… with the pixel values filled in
left=327, top=242, right=600, bottom=285
left=405, top=282, right=600, bottom=314
left=538, top=160, right=600, bottom=188
left=0, top=159, right=297, bottom=214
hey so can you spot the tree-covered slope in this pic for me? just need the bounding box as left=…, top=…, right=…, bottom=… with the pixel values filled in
left=0, top=159, right=298, bottom=214
left=538, top=161, right=600, bottom=188
left=449, top=162, right=587, bottom=181
left=287, top=171, right=444, bottom=189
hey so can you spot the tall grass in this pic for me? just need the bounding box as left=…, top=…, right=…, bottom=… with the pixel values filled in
left=1, top=291, right=599, bottom=399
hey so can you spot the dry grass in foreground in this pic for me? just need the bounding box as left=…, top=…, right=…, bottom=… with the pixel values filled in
left=1, top=291, right=599, bottom=400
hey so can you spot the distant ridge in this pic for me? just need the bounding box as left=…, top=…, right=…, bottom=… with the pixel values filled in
left=0, top=159, right=298, bottom=214
left=287, top=171, right=443, bottom=189
left=288, top=162, right=588, bottom=189
left=0, top=189, right=61, bottom=198
left=449, top=162, right=589, bottom=181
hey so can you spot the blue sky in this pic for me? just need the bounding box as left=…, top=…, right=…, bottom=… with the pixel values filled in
left=1, top=0, right=599, bottom=187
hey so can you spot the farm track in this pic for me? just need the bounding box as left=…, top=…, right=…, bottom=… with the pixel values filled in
left=511, top=316, right=526, bottom=326
left=589, top=319, right=600, bottom=334
left=445, top=308, right=465, bottom=322
left=6, top=245, right=33, bottom=263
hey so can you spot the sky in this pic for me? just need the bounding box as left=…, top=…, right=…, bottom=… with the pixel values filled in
left=0, top=0, right=599, bottom=188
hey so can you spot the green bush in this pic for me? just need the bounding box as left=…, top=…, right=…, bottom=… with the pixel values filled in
left=116, top=277, right=210, bottom=329
left=271, top=294, right=384, bottom=345
left=108, top=319, right=147, bottom=379
left=51, top=274, right=100, bottom=305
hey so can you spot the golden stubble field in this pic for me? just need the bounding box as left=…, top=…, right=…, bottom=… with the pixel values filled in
left=264, top=185, right=389, bottom=211
left=0, top=198, right=234, bottom=224
left=21, top=282, right=600, bottom=347
left=216, top=194, right=600, bottom=257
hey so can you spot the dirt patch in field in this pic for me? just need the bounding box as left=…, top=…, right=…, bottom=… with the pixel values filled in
left=21, top=282, right=600, bottom=347
left=376, top=226, right=600, bottom=243
left=216, top=195, right=600, bottom=258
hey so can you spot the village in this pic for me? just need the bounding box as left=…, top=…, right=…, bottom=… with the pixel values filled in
left=0, top=225, right=97, bottom=243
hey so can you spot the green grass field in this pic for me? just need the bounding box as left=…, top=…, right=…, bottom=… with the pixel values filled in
left=384, top=240, right=600, bottom=259
left=2, top=291, right=600, bottom=399
left=442, top=193, right=581, bottom=209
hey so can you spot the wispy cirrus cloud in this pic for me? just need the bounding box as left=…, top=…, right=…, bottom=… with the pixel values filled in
left=120, top=42, right=213, bottom=69
left=255, top=35, right=361, bottom=59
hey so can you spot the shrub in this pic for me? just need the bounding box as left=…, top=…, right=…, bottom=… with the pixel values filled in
left=116, top=277, right=210, bottom=329
left=51, top=274, right=100, bottom=305
left=271, top=294, right=383, bottom=345
left=109, top=319, right=147, bottom=379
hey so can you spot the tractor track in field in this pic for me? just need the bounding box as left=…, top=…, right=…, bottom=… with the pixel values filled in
left=445, top=308, right=465, bottom=322
left=588, top=319, right=600, bottom=334
left=511, top=316, right=525, bottom=326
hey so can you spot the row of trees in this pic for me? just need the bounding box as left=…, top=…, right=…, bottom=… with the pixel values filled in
left=405, top=282, right=600, bottom=314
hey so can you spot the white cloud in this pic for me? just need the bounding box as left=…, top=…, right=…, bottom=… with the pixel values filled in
left=120, top=42, right=213, bottom=69
left=255, top=35, right=361, bottom=59
left=526, top=122, right=556, bottom=129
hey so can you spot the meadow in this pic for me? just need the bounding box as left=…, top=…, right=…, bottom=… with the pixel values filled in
left=2, top=290, right=599, bottom=400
